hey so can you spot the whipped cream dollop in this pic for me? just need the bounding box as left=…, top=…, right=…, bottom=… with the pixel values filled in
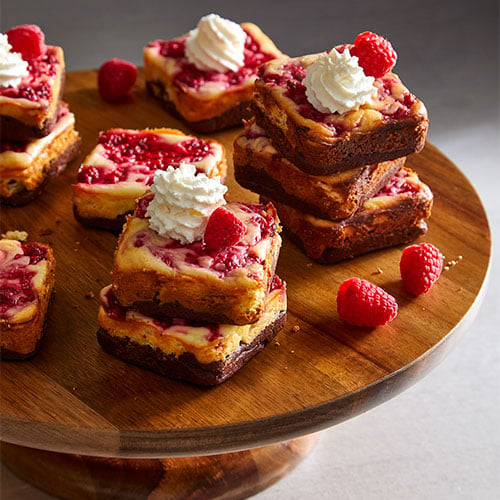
left=146, top=162, right=228, bottom=244
left=304, top=48, right=375, bottom=114
left=185, top=14, right=247, bottom=72
left=0, top=33, right=29, bottom=88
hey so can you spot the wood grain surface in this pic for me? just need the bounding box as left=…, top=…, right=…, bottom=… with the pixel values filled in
left=0, top=70, right=491, bottom=458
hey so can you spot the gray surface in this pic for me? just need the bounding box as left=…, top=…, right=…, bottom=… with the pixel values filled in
left=1, top=1, right=499, bottom=498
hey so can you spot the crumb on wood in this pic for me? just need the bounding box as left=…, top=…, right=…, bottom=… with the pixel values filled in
left=372, top=267, right=383, bottom=275
left=75, top=241, right=80, bottom=245
left=290, top=350, right=295, bottom=354
left=85, top=291, right=95, bottom=299
left=55, top=218, right=62, bottom=224
left=274, top=341, right=281, bottom=347
left=1, top=230, right=28, bottom=241
left=39, top=228, right=53, bottom=236
left=72, top=386, right=77, bottom=391
left=50, top=413, right=57, bottom=418
left=306, top=263, right=313, bottom=268
left=291, top=325, right=301, bottom=333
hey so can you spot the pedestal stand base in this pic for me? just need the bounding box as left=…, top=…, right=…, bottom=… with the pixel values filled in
left=1, top=434, right=319, bottom=499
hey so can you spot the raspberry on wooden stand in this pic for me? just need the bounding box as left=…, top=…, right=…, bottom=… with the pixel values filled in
left=337, top=278, right=398, bottom=327
left=98, top=58, right=137, bottom=101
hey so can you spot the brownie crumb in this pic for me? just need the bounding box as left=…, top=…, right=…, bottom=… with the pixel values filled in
left=291, top=325, right=301, bottom=333
left=39, top=228, right=53, bottom=236
left=1, top=230, right=28, bottom=241
left=55, top=218, right=62, bottom=224
left=75, top=241, right=80, bottom=245
left=85, top=291, right=95, bottom=299
left=306, top=263, right=313, bottom=268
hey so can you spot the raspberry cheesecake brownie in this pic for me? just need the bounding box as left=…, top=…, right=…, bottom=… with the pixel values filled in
left=0, top=238, right=56, bottom=359
left=97, top=276, right=286, bottom=385
left=264, top=167, right=433, bottom=263
left=144, top=14, right=283, bottom=133
left=234, top=119, right=404, bottom=220
left=253, top=32, right=428, bottom=174
left=1, top=103, right=80, bottom=205
left=0, top=25, right=66, bottom=141
left=73, top=128, right=226, bottom=231
left=111, top=163, right=282, bottom=325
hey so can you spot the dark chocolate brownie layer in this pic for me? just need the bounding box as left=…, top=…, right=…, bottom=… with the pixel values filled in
left=1, top=137, right=81, bottom=206
left=234, top=157, right=402, bottom=221
left=261, top=175, right=433, bottom=263
left=96, top=311, right=286, bottom=385
left=252, top=103, right=427, bottom=175
left=146, top=81, right=251, bottom=134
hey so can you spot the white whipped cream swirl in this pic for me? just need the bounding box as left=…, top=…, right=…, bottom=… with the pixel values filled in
left=146, top=162, right=228, bottom=244
left=0, top=33, right=29, bottom=88
left=185, top=14, right=247, bottom=72
left=304, top=48, right=375, bottom=114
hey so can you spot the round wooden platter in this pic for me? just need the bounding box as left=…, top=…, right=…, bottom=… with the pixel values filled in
left=0, top=70, right=491, bottom=467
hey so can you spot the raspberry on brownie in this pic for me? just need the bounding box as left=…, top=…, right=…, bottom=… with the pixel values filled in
left=72, top=128, right=226, bottom=231
left=0, top=26, right=66, bottom=141
left=1, top=103, right=80, bottom=205
left=97, top=277, right=287, bottom=385
left=263, top=167, right=433, bottom=263
left=234, top=119, right=404, bottom=220
left=110, top=163, right=282, bottom=325
left=143, top=14, right=284, bottom=133
left=0, top=238, right=56, bottom=359
left=253, top=33, right=428, bottom=174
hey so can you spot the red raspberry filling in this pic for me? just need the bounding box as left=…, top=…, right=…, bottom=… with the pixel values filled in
left=0, top=243, right=48, bottom=319
left=375, top=170, right=418, bottom=197
left=153, top=30, right=275, bottom=91
left=0, top=48, right=59, bottom=102
left=261, top=51, right=416, bottom=128
left=134, top=199, right=277, bottom=276
left=77, top=131, right=212, bottom=185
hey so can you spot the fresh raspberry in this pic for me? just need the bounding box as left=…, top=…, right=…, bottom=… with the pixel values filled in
left=337, top=278, right=398, bottom=327
left=400, top=243, right=443, bottom=296
left=98, top=58, right=137, bottom=101
left=350, top=31, right=397, bottom=78
left=7, top=24, right=47, bottom=60
left=204, top=207, right=246, bottom=252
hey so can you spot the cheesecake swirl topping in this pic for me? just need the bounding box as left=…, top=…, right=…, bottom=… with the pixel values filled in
left=146, top=162, right=227, bottom=244
left=0, top=34, right=29, bottom=88
left=304, top=47, right=375, bottom=114
left=185, top=14, right=247, bottom=72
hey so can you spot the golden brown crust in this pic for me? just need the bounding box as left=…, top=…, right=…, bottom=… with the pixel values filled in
left=143, top=23, right=283, bottom=125
left=253, top=94, right=428, bottom=174
left=0, top=46, right=65, bottom=140
left=233, top=121, right=405, bottom=220
left=0, top=245, right=56, bottom=359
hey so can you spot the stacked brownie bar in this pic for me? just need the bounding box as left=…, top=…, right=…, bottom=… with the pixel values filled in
left=234, top=34, right=432, bottom=263
left=97, top=165, right=287, bottom=385
left=0, top=25, right=80, bottom=205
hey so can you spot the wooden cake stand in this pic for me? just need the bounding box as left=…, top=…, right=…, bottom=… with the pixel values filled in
left=0, top=71, right=491, bottom=499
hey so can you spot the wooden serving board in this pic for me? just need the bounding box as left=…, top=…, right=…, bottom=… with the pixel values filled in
left=0, top=70, right=491, bottom=459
